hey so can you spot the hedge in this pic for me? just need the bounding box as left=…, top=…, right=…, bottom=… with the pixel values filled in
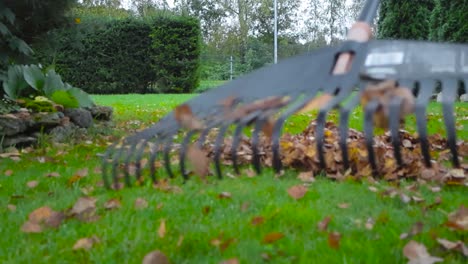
left=34, top=14, right=201, bottom=94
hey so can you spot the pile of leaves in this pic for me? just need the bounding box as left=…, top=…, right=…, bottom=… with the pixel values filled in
left=192, top=120, right=467, bottom=184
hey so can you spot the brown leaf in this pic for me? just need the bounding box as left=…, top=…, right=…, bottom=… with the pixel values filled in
left=403, top=240, right=443, bottom=264
left=318, top=216, right=332, bottom=232
left=22, top=206, right=64, bottom=232
left=298, top=171, right=315, bottom=183
left=436, top=238, right=468, bottom=257
left=5, top=169, right=13, bottom=176
left=187, top=145, right=210, bottom=178
left=71, top=197, right=97, bottom=215
left=245, top=168, right=256, bottom=178
left=287, top=185, right=308, bottom=200
left=298, top=94, right=333, bottom=113
left=27, top=180, right=38, bottom=188
left=174, top=104, right=204, bottom=130
left=104, top=198, right=121, bottom=210
left=202, top=206, right=211, bottom=215
left=158, top=219, right=166, bottom=238
left=45, top=172, right=61, bottom=178
left=177, top=236, right=184, bottom=248
left=134, top=198, right=149, bottom=209
left=368, top=186, right=378, bottom=192
left=251, top=216, right=265, bottom=226
left=240, top=202, right=250, bottom=212
left=261, top=118, right=275, bottom=138
left=446, top=205, right=468, bottom=231
left=365, top=218, right=375, bottom=230
left=75, top=168, right=89, bottom=178
left=262, top=232, right=284, bottom=244
left=219, top=258, right=239, bottom=264
left=142, top=250, right=170, bottom=264
left=401, top=222, right=424, bottom=240
left=218, top=192, right=232, bottom=199
left=7, top=204, right=16, bottom=211
left=21, top=221, right=42, bottom=233
left=337, top=203, right=350, bottom=209
left=328, top=232, right=341, bottom=249
left=73, top=236, right=99, bottom=251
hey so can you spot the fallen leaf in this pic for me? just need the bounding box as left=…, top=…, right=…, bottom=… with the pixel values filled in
left=5, top=170, right=13, bottom=176
left=174, top=104, right=204, bottom=130
left=75, top=168, right=89, bottom=178
left=401, top=222, right=424, bottom=239
left=403, top=240, right=443, bottom=264
left=73, top=236, right=99, bottom=251
left=436, top=238, right=468, bottom=257
left=134, top=198, right=149, bottom=209
left=7, top=204, right=16, bottom=211
left=318, top=216, right=332, bottom=232
left=251, top=216, right=265, bottom=226
left=368, top=186, right=378, bottom=192
left=219, top=258, right=239, bottom=264
left=21, top=221, right=42, bottom=233
left=245, top=168, right=256, bottom=178
left=27, top=180, right=38, bottom=188
left=177, top=236, right=184, bottom=248
left=44, top=172, right=60, bottom=178
left=240, top=202, right=250, bottom=212
left=448, top=169, right=465, bottom=179
left=21, top=206, right=64, bottom=233
left=142, top=250, right=170, bottom=264
left=328, top=232, right=341, bottom=249
left=298, top=93, right=333, bottom=113
left=365, top=218, right=375, bottom=230
left=400, top=193, right=411, bottom=204
left=298, top=171, right=315, bottom=183
left=262, top=232, right=284, bottom=244
left=218, top=192, right=232, bottom=199
left=187, top=145, right=210, bottom=178
left=446, top=205, right=468, bottom=231
left=337, top=203, right=350, bottom=209
left=71, top=197, right=97, bottom=215
left=287, top=185, right=308, bottom=200
left=202, top=206, right=211, bottom=215
left=158, top=219, right=166, bottom=238
left=104, top=198, right=121, bottom=210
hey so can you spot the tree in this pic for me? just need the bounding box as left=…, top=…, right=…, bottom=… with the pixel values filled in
left=429, top=0, right=467, bottom=43
left=81, top=0, right=121, bottom=8
left=377, top=0, right=435, bottom=40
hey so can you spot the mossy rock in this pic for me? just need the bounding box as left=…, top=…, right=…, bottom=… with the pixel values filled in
left=22, top=99, right=56, bottom=113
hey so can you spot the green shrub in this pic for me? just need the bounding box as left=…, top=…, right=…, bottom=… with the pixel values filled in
left=34, top=14, right=201, bottom=94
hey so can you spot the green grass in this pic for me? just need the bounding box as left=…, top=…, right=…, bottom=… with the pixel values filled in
left=0, top=94, right=466, bottom=263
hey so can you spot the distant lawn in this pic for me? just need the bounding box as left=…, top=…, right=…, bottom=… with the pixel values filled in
left=0, top=93, right=466, bottom=263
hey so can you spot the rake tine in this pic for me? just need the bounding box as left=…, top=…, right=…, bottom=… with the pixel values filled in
left=231, top=121, right=247, bottom=175
left=251, top=117, right=267, bottom=174
left=213, top=124, right=230, bottom=179
left=179, top=130, right=197, bottom=180
left=111, top=138, right=132, bottom=187
left=363, top=99, right=380, bottom=175
left=440, top=78, right=460, bottom=168
left=147, top=139, right=162, bottom=184
left=414, top=79, right=436, bottom=167
left=132, top=138, right=150, bottom=183
left=388, top=96, right=404, bottom=167
left=339, top=91, right=363, bottom=170
left=101, top=141, right=119, bottom=189
left=163, top=136, right=175, bottom=178
left=122, top=138, right=145, bottom=186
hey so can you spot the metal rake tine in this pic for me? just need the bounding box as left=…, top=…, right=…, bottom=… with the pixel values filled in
left=147, top=139, right=161, bottom=184
left=231, top=121, right=247, bottom=175
left=440, top=78, right=460, bottom=168
left=213, top=124, right=230, bottom=179
left=130, top=138, right=150, bottom=183
left=414, top=79, right=436, bottom=167
left=339, top=91, right=362, bottom=170
left=251, top=117, right=267, bottom=174
left=110, top=138, right=133, bottom=187
left=388, top=96, right=404, bottom=167
left=101, top=141, right=120, bottom=189
left=122, top=138, right=146, bottom=185
left=363, top=99, right=380, bottom=175
left=179, top=130, right=197, bottom=180
left=163, top=136, right=175, bottom=178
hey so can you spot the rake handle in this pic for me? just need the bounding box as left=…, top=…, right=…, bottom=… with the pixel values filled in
left=333, top=0, right=380, bottom=74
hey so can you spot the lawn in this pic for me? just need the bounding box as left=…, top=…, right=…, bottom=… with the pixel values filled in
left=0, top=94, right=466, bottom=263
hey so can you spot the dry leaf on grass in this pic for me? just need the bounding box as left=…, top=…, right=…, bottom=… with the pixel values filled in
left=287, top=185, right=308, bottom=200
left=75, top=168, right=89, bottom=178
left=21, top=206, right=64, bottom=233
left=403, top=240, right=443, bottom=264
left=73, top=236, right=100, bottom=251
left=158, top=219, right=166, bottom=238
left=298, top=94, right=334, bottom=113
left=262, top=232, right=284, bottom=244
left=251, top=216, right=265, bottom=226
left=400, top=222, right=424, bottom=240
left=337, top=203, right=350, bottom=209
left=365, top=218, right=375, bottom=230
left=298, top=171, right=315, bottom=183
left=187, top=144, right=210, bottom=178
left=104, top=198, right=121, bottom=210
left=328, top=232, right=341, bottom=249
left=446, top=205, right=468, bottom=231
left=219, top=258, right=239, bottom=264
left=5, top=170, right=13, bottom=176
left=175, top=104, right=204, bottom=130
left=7, top=204, right=16, bottom=211
left=134, top=198, right=149, bottom=209
left=27, top=180, right=38, bottom=188
left=142, top=250, right=170, bottom=264
left=70, top=197, right=99, bottom=222
left=218, top=192, right=232, bottom=199
left=44, top=172, right=60, bottom=178
left=436, top=238, right=468, bottom=257
left=318, top=216, right=332, bottom=232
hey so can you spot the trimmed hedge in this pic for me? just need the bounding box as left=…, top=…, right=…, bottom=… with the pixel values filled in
left=34, top=15, right=201, bottom=94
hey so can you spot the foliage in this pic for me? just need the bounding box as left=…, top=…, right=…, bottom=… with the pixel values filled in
left=0, top=97, right=20, bottom=114
left=377, top=0, right=435, bottom=40
left=150, top=15, right=202, bottom=93
left=1, top=64, right=94, bottom=108
left=429, top=0, right=468, bottom=43
left=34, top=14, right=201, bottom=94
left=23, top=98, right=56, bottom=113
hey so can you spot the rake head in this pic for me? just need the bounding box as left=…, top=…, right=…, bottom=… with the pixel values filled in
left=101, top=38, right=467, bottom=188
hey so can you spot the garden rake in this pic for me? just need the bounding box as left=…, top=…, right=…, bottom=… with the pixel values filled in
left=102, top=0, right=467, bottom=188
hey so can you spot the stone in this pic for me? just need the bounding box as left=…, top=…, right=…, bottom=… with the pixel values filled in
left=88, top=106, right=113, bottom=121
left=460, top=94, right=468, bottom=102
left=0, top=114, right=28, bottom=136
left=33, top=112, right=61, bottom=128
left=64, top=108, right=93, bottom=128
left=2, top=135, right=37, bottom=148
left=49, top=123, right=88, bottom=143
